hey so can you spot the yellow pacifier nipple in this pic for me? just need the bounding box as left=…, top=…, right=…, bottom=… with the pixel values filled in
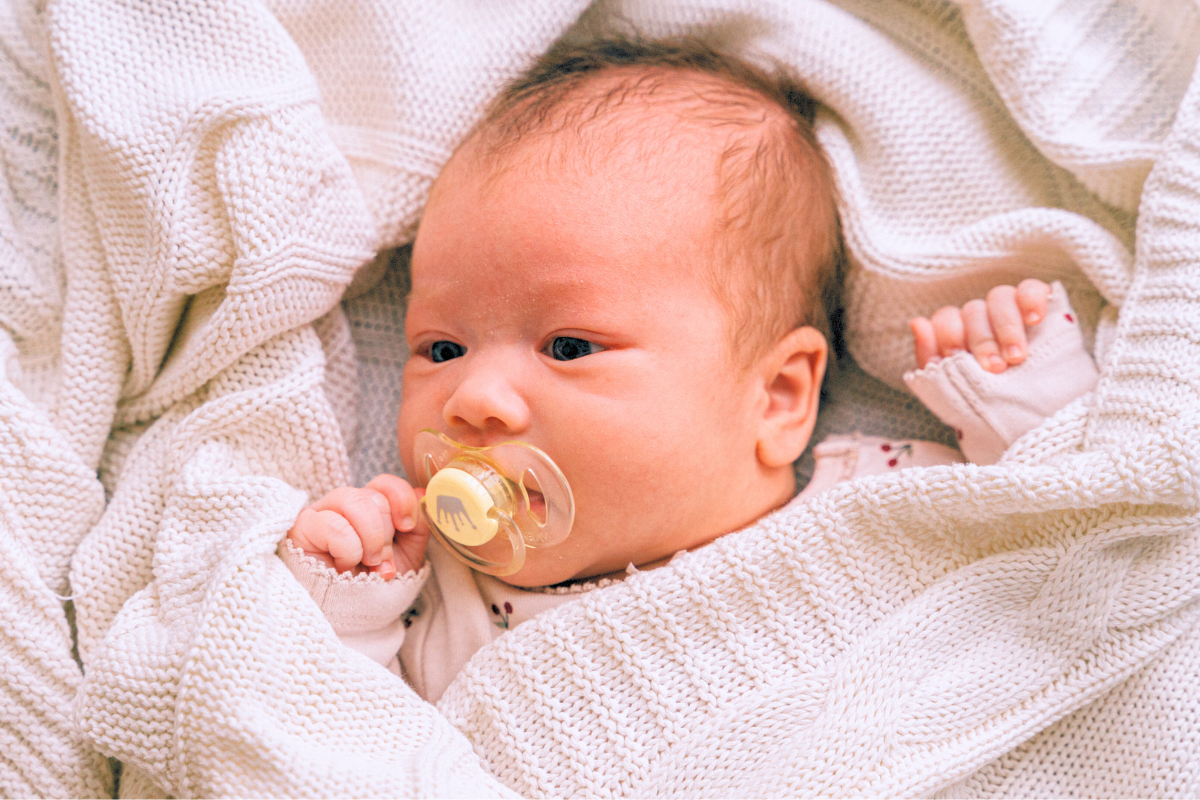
left=415, top=429, right=574, bottom=577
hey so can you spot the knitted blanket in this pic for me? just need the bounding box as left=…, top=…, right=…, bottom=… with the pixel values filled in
left=2, top=0, right=1198, bottom=796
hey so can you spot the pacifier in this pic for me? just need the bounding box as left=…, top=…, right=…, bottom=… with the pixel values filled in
left=414, top=429, right=575, bottom=576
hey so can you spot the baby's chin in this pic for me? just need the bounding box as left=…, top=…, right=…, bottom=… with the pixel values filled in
left=460, top=495, right=611, bottom=588
left=491, top=549, right=595, bottom=589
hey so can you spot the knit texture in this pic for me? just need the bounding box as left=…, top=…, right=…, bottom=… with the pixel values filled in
left=0, top=0, right=1196, bottom=797
left=0, top=1, right=111, bottom=795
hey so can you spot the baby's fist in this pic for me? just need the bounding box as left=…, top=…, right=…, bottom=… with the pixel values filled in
left=288, top=474, right=428, bottom=580
left=911, top=279, right=1051, bottom=373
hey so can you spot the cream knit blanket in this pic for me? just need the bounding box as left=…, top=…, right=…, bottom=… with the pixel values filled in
left=2, top=0, right=1198, bottom=796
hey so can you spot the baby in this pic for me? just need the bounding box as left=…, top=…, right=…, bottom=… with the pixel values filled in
left=281, top=37, right=1097, bottom=702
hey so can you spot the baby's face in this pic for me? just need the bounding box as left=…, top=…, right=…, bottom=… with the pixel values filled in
left=400, top=131, right=793, bottom=587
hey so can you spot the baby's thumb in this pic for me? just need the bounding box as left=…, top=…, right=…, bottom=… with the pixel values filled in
left=371, top=558, right=397, bottom=581
left=392, top=515, right=432, bottom=577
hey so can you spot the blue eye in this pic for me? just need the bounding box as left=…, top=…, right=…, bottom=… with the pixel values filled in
left=549, top=336, right=599, bottom=361
left=429, top=340, right=465, bottom=363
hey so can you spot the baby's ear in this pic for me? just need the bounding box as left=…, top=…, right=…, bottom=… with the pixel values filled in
left=755, top=326, right=827, bottom=468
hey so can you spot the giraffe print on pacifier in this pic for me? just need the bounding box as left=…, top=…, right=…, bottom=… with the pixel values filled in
left=414, top=429, right=575, bottom=576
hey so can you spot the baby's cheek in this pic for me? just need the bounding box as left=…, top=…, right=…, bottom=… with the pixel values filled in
left=397, top=377, right=447, bottom=470
left=597, top=438, right=708, bottom=533
left=557, top=435, right=666, bottom=537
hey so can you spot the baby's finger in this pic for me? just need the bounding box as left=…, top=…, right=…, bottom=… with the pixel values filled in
left=986, top=285, right=1027, bottom=365
left=1016, top=279, right=1051, bottom=326
left=288, top=507, right=324, bottom=554
left=963, top=299, right=1006, bottom=373
left=308, top=509, right=364, bottom=573
left=910, top=317, right=939, bottom=369
left=311, top=488, right=393, bottom=568
left=392, top=513, right=432, bottom=577
left=930, top=306, right=967, bottom=359
left=365, top=474, right=419, bottom=533
left=367, top=476, right=430, bottom=578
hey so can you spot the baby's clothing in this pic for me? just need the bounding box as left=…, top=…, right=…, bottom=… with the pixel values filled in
left=903, top=283, right=1099, bottom=463
left=281, top=537, right=627, bottom=701
left=279, top=433, right=965, bottom=702
left=282, top=282, right=1099, bottom=703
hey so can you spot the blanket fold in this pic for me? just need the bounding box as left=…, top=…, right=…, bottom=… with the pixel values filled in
left=0, top=0, right=112, bottom=794
left=1, top=0, right=1198, bottom=797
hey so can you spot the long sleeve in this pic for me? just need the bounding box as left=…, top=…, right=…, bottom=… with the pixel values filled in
left=903, top=282, right=1099, bottom=465
left=278, top=539, right=430, bottom=670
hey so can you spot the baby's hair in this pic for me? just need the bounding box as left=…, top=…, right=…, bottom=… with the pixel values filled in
left=473, top=35, right=843, bottom=365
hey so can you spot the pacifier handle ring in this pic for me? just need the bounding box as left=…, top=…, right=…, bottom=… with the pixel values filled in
left=423, top=502, right=526, bottom=577
left=487, top=449, right=573, bottom=547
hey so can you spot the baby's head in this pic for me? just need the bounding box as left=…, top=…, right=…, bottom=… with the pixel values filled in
left=401, top=37, right=841, bottom=586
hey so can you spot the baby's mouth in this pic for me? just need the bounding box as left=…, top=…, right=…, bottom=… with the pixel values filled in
left=525, top=488, right=547, bottom=523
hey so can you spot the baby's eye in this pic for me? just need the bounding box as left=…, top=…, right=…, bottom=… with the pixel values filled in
left=428, top=340, right=466, bottom=363
left=547, top=336, right=603, bottom=361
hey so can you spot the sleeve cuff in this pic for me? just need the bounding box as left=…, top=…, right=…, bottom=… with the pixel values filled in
left=278, top=538, right=429, bottom=636
left=903, top=282, right=1099, bottom=465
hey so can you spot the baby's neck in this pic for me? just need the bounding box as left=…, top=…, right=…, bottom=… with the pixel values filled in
left=538, top=551, right=680, bottom=591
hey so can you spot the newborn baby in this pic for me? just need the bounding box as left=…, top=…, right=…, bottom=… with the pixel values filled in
left=281, top=37, right=1097, bottom=702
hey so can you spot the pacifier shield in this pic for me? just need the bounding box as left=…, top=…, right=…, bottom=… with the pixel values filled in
left=414, top=429, right=574, bottom=577
left=425, top=467, right=498, bottom=547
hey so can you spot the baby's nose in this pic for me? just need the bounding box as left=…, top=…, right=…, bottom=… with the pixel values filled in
left=442, top=359, right=531, bottom=437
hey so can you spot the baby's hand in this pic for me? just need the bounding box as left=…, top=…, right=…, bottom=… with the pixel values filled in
left=287, top=475, right=429, bottom=580
left=910, top=279, right=1052, bottom=373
